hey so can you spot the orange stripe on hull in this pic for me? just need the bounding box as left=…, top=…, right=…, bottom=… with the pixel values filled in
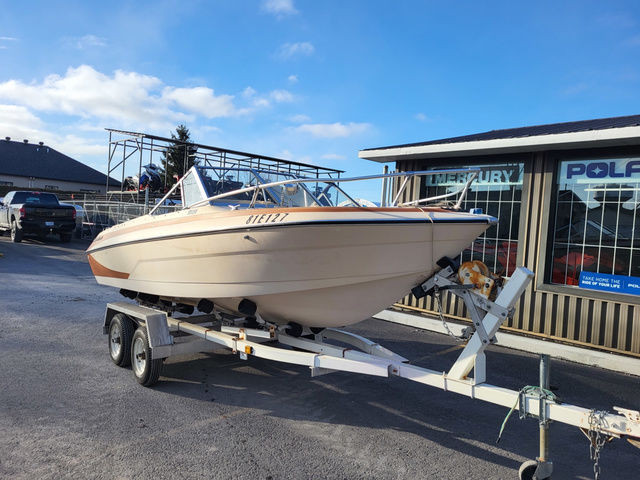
left=87, top=254, right=130, bottom=279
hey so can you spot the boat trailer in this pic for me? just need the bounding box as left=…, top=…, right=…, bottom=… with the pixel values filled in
left=103, top=264, right=640, bottom=480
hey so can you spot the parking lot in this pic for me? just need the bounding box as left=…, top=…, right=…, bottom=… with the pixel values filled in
left=0, top=235, right=638, bottom=479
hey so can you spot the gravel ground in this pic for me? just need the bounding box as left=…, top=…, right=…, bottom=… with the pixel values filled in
left=0, top=234, right=638, bottom=480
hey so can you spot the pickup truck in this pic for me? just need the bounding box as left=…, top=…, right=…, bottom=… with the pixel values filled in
left=0, top=191, right=76, bottom=243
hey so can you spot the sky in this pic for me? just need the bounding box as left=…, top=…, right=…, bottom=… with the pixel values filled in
left=1, top=0, right=640, bottom=200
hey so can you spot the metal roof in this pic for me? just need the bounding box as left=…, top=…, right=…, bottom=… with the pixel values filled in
left=360, top=114, right=640, bottom=162
left=0, top=139, right=119, bottom=186
left=363, top=114, right=640, bottom=151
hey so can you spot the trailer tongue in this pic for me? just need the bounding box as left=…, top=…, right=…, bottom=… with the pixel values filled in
left=102, top=262, right=640, bottom=480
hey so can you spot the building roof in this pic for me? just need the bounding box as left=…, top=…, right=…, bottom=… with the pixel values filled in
left=0, top=139, right=119, bottom=186
left=360, top=114, right=640, bottom=162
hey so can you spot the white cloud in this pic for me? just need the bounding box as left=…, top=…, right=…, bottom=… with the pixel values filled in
left=242, top=86, right=257, bottom=98
left=0, top=104, right=105, bottom=158
left=163, top=86, right=235, bottom=118
left=295, top=122, right=371, bottom=138
left=262, top=0, right=298, bottom=17
left=55, top=135, right=106, bottom=157
left=252, top=97, right=270, bottom=108
left=290, top=114, right=311, bottom=123
left=288, top=74, right=298, bottom=83
left=269, top=89, right=294, bottom=103
left=74, top=34, right=107, bottom=49
left=276, top=42, right=314, bottom=60
left=0, top=104, right=43, bottom=138
left=0, top=65, right=241, bottom=129
left=321, top=153, right=346, bottom=160
left=414, top=113, right=428, bottom=121
left=0, top=36, right=17, bottom=49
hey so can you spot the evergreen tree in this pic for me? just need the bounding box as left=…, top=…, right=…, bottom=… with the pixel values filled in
left=161, top=124, right=198, bottom=187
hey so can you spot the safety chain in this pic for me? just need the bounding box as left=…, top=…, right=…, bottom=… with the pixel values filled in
left=433, top=286, right=464, bottom=342
left=588, top=409, right=607, bottom=480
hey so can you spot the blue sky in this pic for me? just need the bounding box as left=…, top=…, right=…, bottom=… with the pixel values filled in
left=1, top=0, right=640, bottom=199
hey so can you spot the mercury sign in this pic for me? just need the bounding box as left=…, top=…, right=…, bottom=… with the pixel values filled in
left=424, top=164, right=523, bottom=186
left=561, top=158, right=640, bottom=184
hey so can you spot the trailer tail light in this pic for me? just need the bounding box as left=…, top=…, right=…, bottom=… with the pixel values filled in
left=72, top=209, right=76, bottom=220
left=19, top=206, right=25, bottom=219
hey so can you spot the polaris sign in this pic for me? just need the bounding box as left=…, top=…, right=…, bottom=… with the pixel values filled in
left=562, top=158, right=640, bottom=184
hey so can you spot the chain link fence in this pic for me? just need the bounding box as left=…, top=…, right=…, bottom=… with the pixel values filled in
left=57, top=193, right=181, bottom=239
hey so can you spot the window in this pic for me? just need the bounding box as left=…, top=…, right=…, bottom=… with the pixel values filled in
left=549, top=157, right=640, bottom=294
left=11, top=192, right=60, bottom=205
left=0, top=180, right=13, bottom=186
left=421, top=163, right=524, bottom=276
left=181, top=170, right=206, bottom=207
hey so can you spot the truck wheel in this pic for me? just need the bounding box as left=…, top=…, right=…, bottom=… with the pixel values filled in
left=109, top=314, right=135, bottom=367
left=10, top=220, right=23, bottom=243
left=60, top=233, right=72, bottom=243
left=131, top=327, right=162, bottom=387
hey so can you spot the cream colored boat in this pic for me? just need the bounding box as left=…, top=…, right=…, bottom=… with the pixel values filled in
left=87, top=166, right=494, bottom=328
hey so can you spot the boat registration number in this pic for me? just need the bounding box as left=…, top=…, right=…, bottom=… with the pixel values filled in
left=246, top=212, right=289, bottom=225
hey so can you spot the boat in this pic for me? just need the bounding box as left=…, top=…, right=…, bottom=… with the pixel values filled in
left=86, top=165, right=495, bottom=328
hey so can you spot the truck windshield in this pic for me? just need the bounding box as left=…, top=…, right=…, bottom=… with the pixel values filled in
left=12, top=192, right=60, bottom=205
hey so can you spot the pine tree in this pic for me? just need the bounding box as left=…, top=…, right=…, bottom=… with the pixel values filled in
left=161, top=124, right=198, bottom=187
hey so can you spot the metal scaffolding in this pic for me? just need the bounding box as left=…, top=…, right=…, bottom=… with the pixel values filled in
left=106, top=128, right=343, bottom=201
left=59, top=128, right=344, bottom=239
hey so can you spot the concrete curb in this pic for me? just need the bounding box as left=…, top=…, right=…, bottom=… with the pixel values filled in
left=374, top=309, right=640, bottom=377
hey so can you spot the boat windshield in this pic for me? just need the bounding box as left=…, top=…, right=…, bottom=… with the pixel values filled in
left=188, top=166, right=356, bottom=208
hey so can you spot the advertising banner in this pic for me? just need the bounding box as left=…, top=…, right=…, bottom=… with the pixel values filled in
left=579, top=271, right=640, bottom=295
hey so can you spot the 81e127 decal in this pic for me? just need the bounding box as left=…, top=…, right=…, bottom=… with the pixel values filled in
left=245, top=212, right=290, bottom=225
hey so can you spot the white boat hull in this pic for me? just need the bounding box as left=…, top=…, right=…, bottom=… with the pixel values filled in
left=88, top=206, right=493, bottom=327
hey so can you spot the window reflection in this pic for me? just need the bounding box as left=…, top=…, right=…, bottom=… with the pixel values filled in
left=550, top=158, right=640, bottom=287
left=421, top=163, right=524, bottom=276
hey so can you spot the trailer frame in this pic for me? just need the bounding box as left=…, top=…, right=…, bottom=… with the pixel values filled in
left=103, top=265, right=640, bottom=480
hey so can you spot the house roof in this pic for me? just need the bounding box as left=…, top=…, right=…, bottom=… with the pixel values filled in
left=360, top=114, right=640, bottom=162
left=0, top=139, right=119, bottom=186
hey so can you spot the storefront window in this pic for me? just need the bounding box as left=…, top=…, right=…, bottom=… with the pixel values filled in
left=421, top=163, right=524, bottom=276
left=550, top=157, right=640, bottom=294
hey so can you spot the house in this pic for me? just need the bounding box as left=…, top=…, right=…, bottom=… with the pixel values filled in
left=0, top=137, right=118, bottom=194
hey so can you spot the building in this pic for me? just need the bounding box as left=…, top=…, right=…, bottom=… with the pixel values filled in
left=360, top=114, right=640, bottom=358
left=0, top=137, right=118, bottom=194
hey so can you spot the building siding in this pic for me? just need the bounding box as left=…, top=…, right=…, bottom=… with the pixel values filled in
left=0, top=174, right=106, bottom=194
left=394, top=152, right=640, bottom=358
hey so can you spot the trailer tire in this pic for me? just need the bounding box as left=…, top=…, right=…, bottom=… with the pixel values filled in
left=108, top=313, right=135, bottom=367
left=60, top=233, right=72, bottom=243
left=10, top=220, right=23, bottom=243
left=131, top=327, right=162, bottom=387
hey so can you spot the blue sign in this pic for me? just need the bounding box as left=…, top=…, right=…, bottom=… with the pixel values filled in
left=561, top=158, right=640, bottom=184
left=579, top=271, right=640, bottom=295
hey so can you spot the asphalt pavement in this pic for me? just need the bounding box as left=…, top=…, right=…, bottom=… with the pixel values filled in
left=0, top=234, right=638, bottom=479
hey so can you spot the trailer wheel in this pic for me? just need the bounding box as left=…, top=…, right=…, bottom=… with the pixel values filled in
left=10, top=220, right=23, bottom=243
left=131, top=327, right=162, bottom=387
left=108, top=313, right=135, bottom=367
left=518, top=460, right=540, bottom=480
left=60, top=233, right=72, bottom=243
